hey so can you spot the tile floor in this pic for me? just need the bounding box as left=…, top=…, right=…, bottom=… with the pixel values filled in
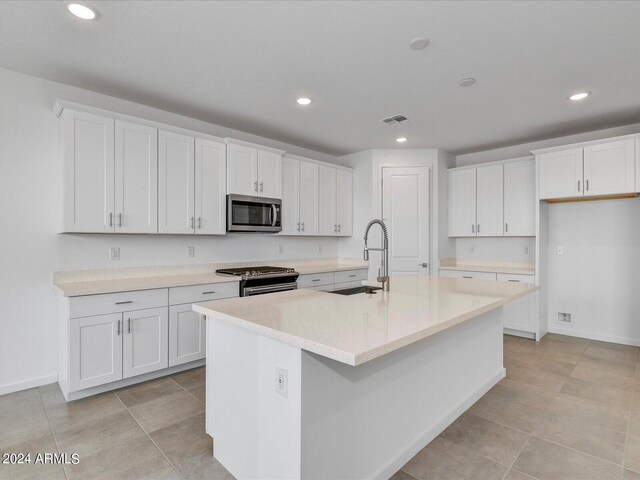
left=1, top=334, right=639, bottom=480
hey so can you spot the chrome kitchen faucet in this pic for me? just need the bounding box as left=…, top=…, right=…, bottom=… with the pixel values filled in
left=363, top=219, right=390, bottom=291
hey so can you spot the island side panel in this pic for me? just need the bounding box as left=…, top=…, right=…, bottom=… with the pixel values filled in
left=207, top=317, right=302, bottom=479
left=300, top=308, right=505, bottom=480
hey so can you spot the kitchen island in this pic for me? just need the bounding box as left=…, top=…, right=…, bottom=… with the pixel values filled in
left=194, top=274, right=536, bottom=479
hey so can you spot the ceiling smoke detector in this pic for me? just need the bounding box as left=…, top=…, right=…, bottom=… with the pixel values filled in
left=380, top=114, right=409, bottom=126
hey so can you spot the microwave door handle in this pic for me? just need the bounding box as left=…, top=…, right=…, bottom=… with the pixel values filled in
left=271, top=204, right=277, bottom=227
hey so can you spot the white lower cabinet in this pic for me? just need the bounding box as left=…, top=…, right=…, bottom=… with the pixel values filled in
left=70, top=313, right=123, bottom=392
left=123, top=307, right=169, bottom=378
left=438, top=269, right=497, bottom=281
left=169, top=304, right=206, bottom=366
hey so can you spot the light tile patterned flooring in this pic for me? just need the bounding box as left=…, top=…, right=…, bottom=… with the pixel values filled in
left=1, top=334, right=640, bottom=479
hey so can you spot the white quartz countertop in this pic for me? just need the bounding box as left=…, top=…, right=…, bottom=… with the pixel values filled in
left=194, top=274, right=537, bottom=366
left=53, top=258, right=369, bottom=297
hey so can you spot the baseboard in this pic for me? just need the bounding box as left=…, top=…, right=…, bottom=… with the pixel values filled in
left=503, top=328, right=536, bottom=340
left=548, top=326, right=640, bottom=347
left=373, top=367, right=506, bottom=480
left=0, top=374, right=58, bottom=396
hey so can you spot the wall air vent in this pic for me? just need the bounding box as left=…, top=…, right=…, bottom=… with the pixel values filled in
left=380, top=114, right=409, bottom=126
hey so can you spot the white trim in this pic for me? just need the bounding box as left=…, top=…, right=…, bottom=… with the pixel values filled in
left=503, top=327, right=536, bottom=340
left=225, top=137, right=285, bottom=155
left=548, top=326, right=640, bottom=347
left=283, top=153, right=352, bottom=171
left=448, top=155, right=534, bottom=172
left=372, top=368, right=506, bottom=480
left=531, top=132, right=640, bottom=155
left=0, top=374, right=58, bottom=396
left=53, top=99, right=226, bottom=143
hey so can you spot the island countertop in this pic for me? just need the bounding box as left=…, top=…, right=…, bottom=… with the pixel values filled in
left=194, top=274, right=537, bottom=366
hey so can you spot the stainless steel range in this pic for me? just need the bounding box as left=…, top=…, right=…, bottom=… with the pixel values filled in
left=216, top=266, right=299, bottom=297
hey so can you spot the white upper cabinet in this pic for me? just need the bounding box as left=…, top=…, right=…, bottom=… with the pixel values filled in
left=227, top=143, right=258, bottom=196
left=62, top=110, right=115, bottom=233
left=336, top=169, right=353, bottom=236
left=158, top=130, right=195, bottom=234
left=475, top=165, right=504, bottom=237
left=280, top=157, right=300, bottom=235
left=538, top=148, right=584, bottom=199
left=227, top=141, right=283, bottom=198
left=195, top=138, right=226, bottom=235
left=583, top=139, right=635, bottom=196
left=114, top=121, right=158, bottom=234
left=257, top=150, right=282, bottom=198
left=318, top=165, right=337, bottom=236
left=299, top=160, right=319, bottom=236
left=448, top=168, right=477, bottom=237
left=504, top=159, right=535, bottom=236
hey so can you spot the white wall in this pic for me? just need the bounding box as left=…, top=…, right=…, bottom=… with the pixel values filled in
left=455, top=237, right=535, bottom=265
left=547, top=198, right=640, bottom=345
left=0, top=67, right=341, bottom=393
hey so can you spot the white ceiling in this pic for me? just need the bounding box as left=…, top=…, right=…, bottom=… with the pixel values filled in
left=1, top=0, right=640, bottom=156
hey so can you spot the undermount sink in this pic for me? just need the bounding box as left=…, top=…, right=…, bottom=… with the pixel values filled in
left=330, top=286, right=382, bottom=296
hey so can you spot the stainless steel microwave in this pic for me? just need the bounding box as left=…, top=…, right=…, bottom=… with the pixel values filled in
left=226, top=194, right=282, bottom=233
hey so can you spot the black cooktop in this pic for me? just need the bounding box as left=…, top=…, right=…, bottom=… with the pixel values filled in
left=216, top=266, right=297, bottom=278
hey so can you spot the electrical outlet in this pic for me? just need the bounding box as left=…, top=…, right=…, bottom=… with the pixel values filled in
left=110, top=247, right=120, bottom=261
left=469, top=245, right=475, bottom=254
left=523, top=246, right=530, bottom=255
left=556, top=246, right=564, bottom=255
left=187, top=246, right=195, bottom=258
left=278, top=244, right=284, bottom=255
left=558, top=312, right=572, bottom=323
left=276, top=367, right=288, bottom=397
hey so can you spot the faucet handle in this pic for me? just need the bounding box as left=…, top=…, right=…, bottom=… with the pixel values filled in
left=363, top=248, right=369, bottom=261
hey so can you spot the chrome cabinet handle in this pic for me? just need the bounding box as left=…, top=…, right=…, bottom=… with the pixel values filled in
left=202, top=291, right=216, bottom=295
left=197, top=217, right=202, bottom=229
left=115, top=300, right=133, bottom=305
left=117, top=319, right=121, bottom=336
left=109, top=212, right=113, bottom=227
left=297, top=222, right=300, bottom=232
left=349, top=274, right=357, bottom=278
left=254, top=181, right=258, bottom=192
left=127, top=318, right=131, bottom=334
left=337, top=224, right=341, bottom=233
left=586, top=179, right=589, bottom=191
left=508, top=279, right=520, bottom=282
left=334, top=224, right=337, bottom=232
left=418, top=262, right=429, bottom=268
left=472, top=224, right=475, bottom=233
left=578, top=180, right=581, bottom=192
left=260, top=182, right=264, bottom=192
left=505, top=222, right=508, bottom=233
left=119, top=213, right=123, bottom=227
left=301, top=222, right=305, bottom=232
left=462, top=276, right=473, bottom=279
left=477, top=224, right=480, bottom=234
left=190, top=217, right=195, bottom=229
left=312, top=279, right=321, bottom=282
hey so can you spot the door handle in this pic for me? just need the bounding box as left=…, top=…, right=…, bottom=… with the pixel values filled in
left=418, top=263, right=429, bottom=268
left=271, top=204, right=277, bottom=227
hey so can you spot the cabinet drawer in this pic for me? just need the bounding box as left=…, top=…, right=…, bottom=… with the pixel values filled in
left=298, top=272, right=334, bottom=288
left=169, top=281, right=239, bottom=305
left=439, top=269, right=497, bottom=281
left=334, top=269, right=368, bottom=284
left=496, top=273, right=535, bottom=284
left=70, top=289, right=168, bottom=319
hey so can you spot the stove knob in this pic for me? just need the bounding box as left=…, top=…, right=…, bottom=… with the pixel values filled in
left=245, top=271, right=251, bottom=276
left=251, top=270, right=257, bottom=276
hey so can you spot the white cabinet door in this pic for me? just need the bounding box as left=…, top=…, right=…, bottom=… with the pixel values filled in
left=439, top=269, right=497, bottom=281
left=158, top=131, right=195, bottom=234
left=114, top=121, right=158, bottom=234
left=280, top=157, right=300, bottom=235
left=122, top=307, right=168, bottom=379
left=318, top=165, right=337, bottom=235
left=257, top=150, right=282, bottom=198
left=62, top=110, right=115, bottom=233
left=299, top=160, right=319, bottom=235
left=583, top=139, right=635, bottom=196
left=538, top=148, right=583, bottom=199
left=195, top=138, right=226, bottom=235
left=336, top=169, right=353, bottom=236
left=70, top=313, right=122, bottom=391
left=476, top=165, right=504, bottom=237
left=448, top=169, right=477, bottom=237
left=497, top=273, right=536, bottom=332
left=504, top=160, right=535, bottom=236
left=169, top=304, right=206, bottom=366
left=228, top=143, right=258, bottom=196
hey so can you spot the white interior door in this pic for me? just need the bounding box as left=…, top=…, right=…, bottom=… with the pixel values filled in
left=195, top=138, right=226, bottom=235
left=299, top=160, right=319, bottom=235
left=318, top=165, right=337, bottom=236
left=169, top=304, right=206, bottom=366
left=257, top=150, right=282, bottom=198
left=114, top=121, right=158, bottom=234
left=382, top=166, right=430, bottom=276
left=123, top=307, right=168, bottom=379
left=158, top=130, right=195, bottom=234
left=475, top=164, right=504, bottom=237
left=280, top=157, right=300, bottom=235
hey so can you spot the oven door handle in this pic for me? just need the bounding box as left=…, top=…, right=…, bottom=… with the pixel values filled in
left=271, top=204, right=277, bottom=227
left=243, top=282, right=298, bottom=296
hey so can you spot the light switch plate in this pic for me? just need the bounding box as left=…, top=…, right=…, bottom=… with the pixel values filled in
left=556, top=246, right=564, bottom=255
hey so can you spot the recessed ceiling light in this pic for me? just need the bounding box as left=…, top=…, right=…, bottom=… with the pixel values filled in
left=459, top=78, right=476, bottom=87
left=396, top=137, right=408, bottom=143
left=569, top=92, right=590, bottom=101
left=67, top=2, right=97, bottom=20
left=410, top=37, right=430, bottom=50
left=296, top=97, right=312, bottom=106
